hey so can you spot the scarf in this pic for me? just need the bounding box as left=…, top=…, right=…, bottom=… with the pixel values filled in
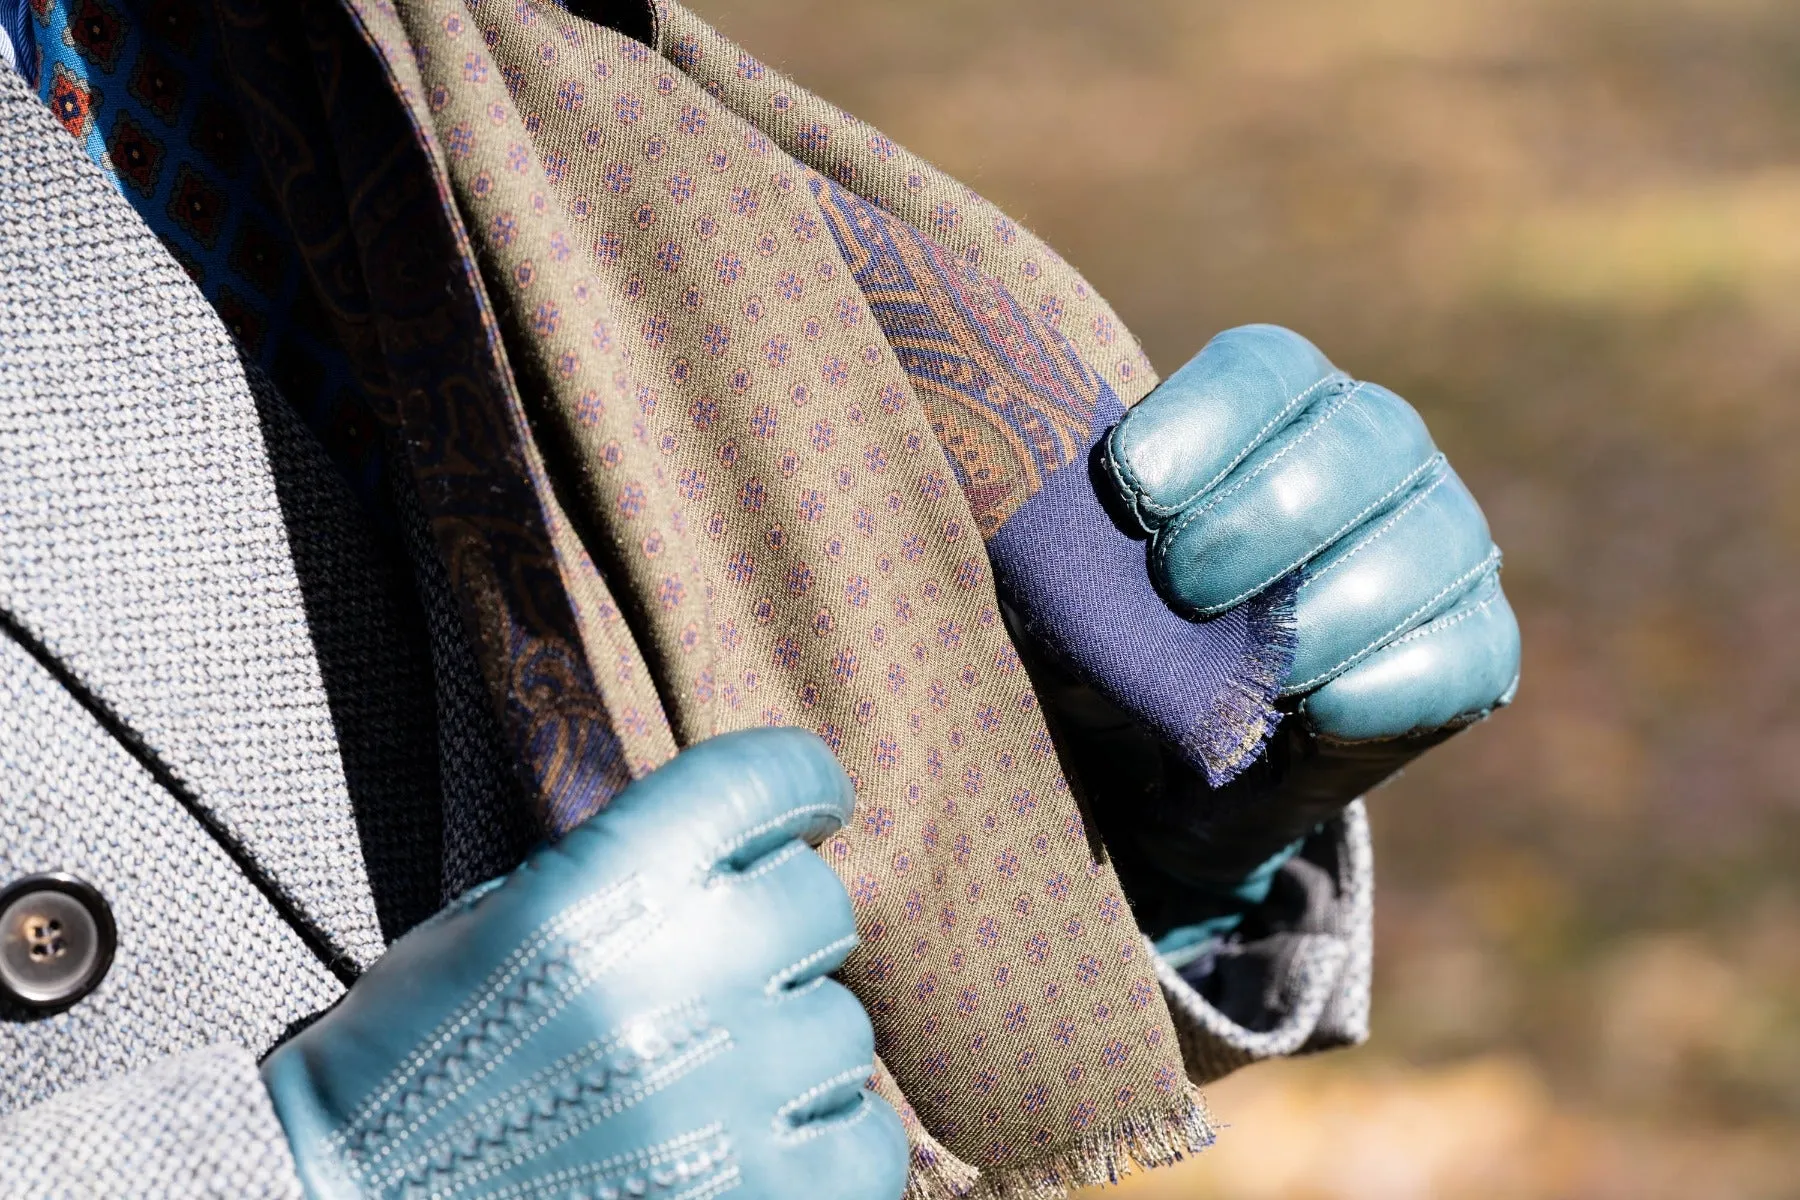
left=20, top=1, right=1295, bottom=1193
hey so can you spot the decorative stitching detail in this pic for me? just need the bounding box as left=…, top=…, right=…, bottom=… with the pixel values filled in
left=766, top=932, right=860, bottom=997
left=1124, top=370, right=1351, bottom=521
left=1284, top=550, right=1502, bottom=694
left=468, top=1124, right=730, bottom=1200
left=1298, top=462, right=1454, bottom=593
left=775, top=1063, right=877, bottom=1126
left=1161, top=380, right=1370, bottom=537
left=777, top=1093, right=876, bottom=1146
left=1384, top=572, right=1505, bottom=651
left=331, top=878, right=647, bottom=1149
left=353, top=904, right=668, bottom=1174
left=773, top=1066, right=879, bottom=1146
left=1168, top=447, right=1445, bottom=619
left=713, top=839, right=806, bottom=888
left=392, top=1021, right=733, bottom=1193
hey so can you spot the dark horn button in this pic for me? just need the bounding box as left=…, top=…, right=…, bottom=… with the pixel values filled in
left=0, top=874, right=116, bottom=1011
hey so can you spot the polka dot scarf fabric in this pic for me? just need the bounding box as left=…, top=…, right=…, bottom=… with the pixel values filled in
left=352, top=3, right=1223, bottom=1193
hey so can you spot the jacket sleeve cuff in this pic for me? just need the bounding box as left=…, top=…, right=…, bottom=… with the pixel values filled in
left=1155, top=800, right=1374, bottom=1085
left=0, top=1044, right=305, bottom=1199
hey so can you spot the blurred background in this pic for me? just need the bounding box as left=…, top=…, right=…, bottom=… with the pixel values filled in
left=690, top=0, right=1800, bottom=1195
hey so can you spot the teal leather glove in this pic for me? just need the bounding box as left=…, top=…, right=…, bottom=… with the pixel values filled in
left=262, top=728, right=908, bottom=1200
left=1044, top=325, right=1519, bottom=959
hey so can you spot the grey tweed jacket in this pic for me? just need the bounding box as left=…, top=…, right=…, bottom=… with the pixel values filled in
left=0, top=68, right=1371, bottom=1198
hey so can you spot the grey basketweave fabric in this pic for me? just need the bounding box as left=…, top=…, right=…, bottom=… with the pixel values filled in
left=0, top=1045, right=305, bottom=1200
left=0, top=59, right=1374, bottom=1197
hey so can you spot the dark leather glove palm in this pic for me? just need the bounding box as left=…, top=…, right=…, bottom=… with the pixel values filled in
left=262, top=728, right=908, bottom=1200
left=1038, top=325, right=1519, bottom=958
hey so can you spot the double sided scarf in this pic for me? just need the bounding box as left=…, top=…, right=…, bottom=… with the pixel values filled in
left=21, top=1, right=1293, bottom=1193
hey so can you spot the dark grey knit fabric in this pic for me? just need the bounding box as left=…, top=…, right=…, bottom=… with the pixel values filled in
left=391, top=471, right=534, bottom=902
left=0, top=1046, right=304, bottom=1199
left=245, top=364, right=446, bottom=939
left=1157, top=801, right=1374, bottom=1084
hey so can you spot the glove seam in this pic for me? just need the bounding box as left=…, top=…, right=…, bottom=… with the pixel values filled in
left=772, top=1068, right=879, bottom=1145
left=1166, top=445, right=1442, bottom=619
left=707, top=803, right=845, bottom=871
left=1153, top=381, right=1369, bottom=596
left=1284, top=548, right=1502, bottom=694
left=1296, top=462, right=1453, bottom=593
left=1119, top=370, right=1348, bottom=520
left=709, top=839, right=807, bottom=887
left=765, top=931, right=860, bottom=997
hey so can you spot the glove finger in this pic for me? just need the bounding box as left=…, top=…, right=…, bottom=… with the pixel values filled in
left=770, top=1088, right=910, bottom=1200
left=757, top=1042, right=910, bottom=1200
left=637, top=838, right=857, bottom=1001
left=553, top=727, right=855, bottom=888
left=751, top=977, right=880, bottom=1129
left=1300, top=572, right=1521, bottom=743
left=1105, top=324, right=1344, bottom=527
left=1151, top=381, right=1439, bottom=616
left=1284, top=460, right=1498, bottom=695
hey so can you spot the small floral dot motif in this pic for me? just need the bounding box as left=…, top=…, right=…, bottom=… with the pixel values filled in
left=47, top=65, right=97, bottom=139
left=166, top=164, right=228, bottom=248
left=105, top=112, right=164, bottom=195
left=69, top=0, right=126, bottom=70
left=386, top=4, right=1193, bottom=1156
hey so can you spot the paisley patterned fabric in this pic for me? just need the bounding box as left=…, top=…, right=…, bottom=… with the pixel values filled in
left=11, top=1, right=1301, bottom=1195
left=813, top=177, right=1100, bottom=538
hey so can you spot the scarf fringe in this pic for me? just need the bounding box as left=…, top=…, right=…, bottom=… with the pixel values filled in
left=1182, top=576, right=1300, bottom=787
left=904, top=1086, right=1217, bottom=1200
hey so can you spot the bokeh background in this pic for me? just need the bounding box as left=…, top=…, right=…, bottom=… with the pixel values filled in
left=687, top=0, right=1800, bottom=1195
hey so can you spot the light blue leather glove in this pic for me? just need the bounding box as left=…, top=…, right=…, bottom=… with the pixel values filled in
left=262, top=727, right=908, bottom=1200
left=1042, top=325, right=1519, bottom=958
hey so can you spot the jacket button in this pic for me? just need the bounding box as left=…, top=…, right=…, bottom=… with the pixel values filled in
left=0, top=874, right=116, bottom=1010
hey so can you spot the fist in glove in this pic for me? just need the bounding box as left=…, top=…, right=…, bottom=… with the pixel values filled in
left=262, top=728, right=908, bottom=1200
left=1045, top=325, right=1519, bottom=957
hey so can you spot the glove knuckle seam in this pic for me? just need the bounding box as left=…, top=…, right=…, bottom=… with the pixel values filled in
left=1299, top=461, right=1452, bottom=593
left=766, top=931, right=859, bottom=997
left=1281, top=546, right=1504, bottom=690
left=709, top=839, right=807, bottom=889
left=708, top=803, right=843, bottom=871
left=1155, top=381, right=1369, bottom=584
left=1144, top=371, right=1350, bottom=519
left=772, top=1063, right=878, bottom=1144
left=1385, top=566, right=1505, bottom=650
left=1180, top=450, right=1444, bottom=618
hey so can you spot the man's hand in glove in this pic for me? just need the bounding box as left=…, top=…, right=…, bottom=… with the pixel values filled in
left=262, top=727, right=908, bottom=1200
left=1035, top=324, right=1520, bottom=963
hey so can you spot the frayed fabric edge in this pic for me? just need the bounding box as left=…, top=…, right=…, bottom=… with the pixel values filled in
left=1181, top=575, right=1300, bottom=788
left=904, top=1086, right=1218, bottom=1200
